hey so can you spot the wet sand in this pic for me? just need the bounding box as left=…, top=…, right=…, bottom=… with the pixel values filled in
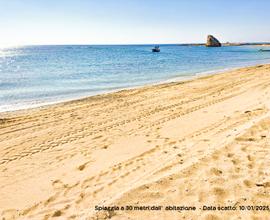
left=1, top=64, right=270, bottom=219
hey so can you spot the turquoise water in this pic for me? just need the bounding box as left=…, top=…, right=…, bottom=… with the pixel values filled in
left=1, top=45, right=270, bottom=112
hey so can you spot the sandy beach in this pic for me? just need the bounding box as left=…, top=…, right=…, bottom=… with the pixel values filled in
left=1, top=64, right=270, bottom=219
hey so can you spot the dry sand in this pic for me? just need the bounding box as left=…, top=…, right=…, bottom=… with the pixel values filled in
left=1, top=64, right=270, bottom=219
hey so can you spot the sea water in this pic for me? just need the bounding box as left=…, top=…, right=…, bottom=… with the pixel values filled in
left=1, top=45, right=270, bottom=112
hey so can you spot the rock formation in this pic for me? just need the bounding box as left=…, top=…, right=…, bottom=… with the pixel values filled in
left=206, top=35, right=221, bottom=47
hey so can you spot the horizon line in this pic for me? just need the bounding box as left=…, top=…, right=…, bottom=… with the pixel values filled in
left=1, top=41, right=270, bottom=48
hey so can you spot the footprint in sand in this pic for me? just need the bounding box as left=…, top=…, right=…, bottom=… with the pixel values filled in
left=77, top=162, right=89, bottom=171
left=212, top=187, right=228, bottom=202
left=210, top=168, right=223, bottom=176
left=243, top=179, right=253, bottom=188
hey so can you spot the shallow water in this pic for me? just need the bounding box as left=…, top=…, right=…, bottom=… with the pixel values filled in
left=1, top=45, right=270, bottom=112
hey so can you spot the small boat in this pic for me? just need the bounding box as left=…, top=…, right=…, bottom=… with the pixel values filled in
left=259, top=49, right=270, bottom=52
left=152, top=46, right=160, bottom=52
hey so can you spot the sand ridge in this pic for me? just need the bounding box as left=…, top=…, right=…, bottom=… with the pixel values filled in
left=1, top=64, right=270, bottom=219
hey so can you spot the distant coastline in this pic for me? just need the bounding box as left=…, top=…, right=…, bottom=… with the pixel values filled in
left=2, top=41, right=270, bottom=47
left=178, top=42, right=270, bottom=47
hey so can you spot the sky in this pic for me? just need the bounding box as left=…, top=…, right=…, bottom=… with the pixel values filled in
left=0, top=0, right=270, bottom=46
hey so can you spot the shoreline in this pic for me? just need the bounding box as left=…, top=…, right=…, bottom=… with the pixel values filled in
left=1, top=63, right=270, bottom=219
left=2, top=62, right=270, bottom=115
